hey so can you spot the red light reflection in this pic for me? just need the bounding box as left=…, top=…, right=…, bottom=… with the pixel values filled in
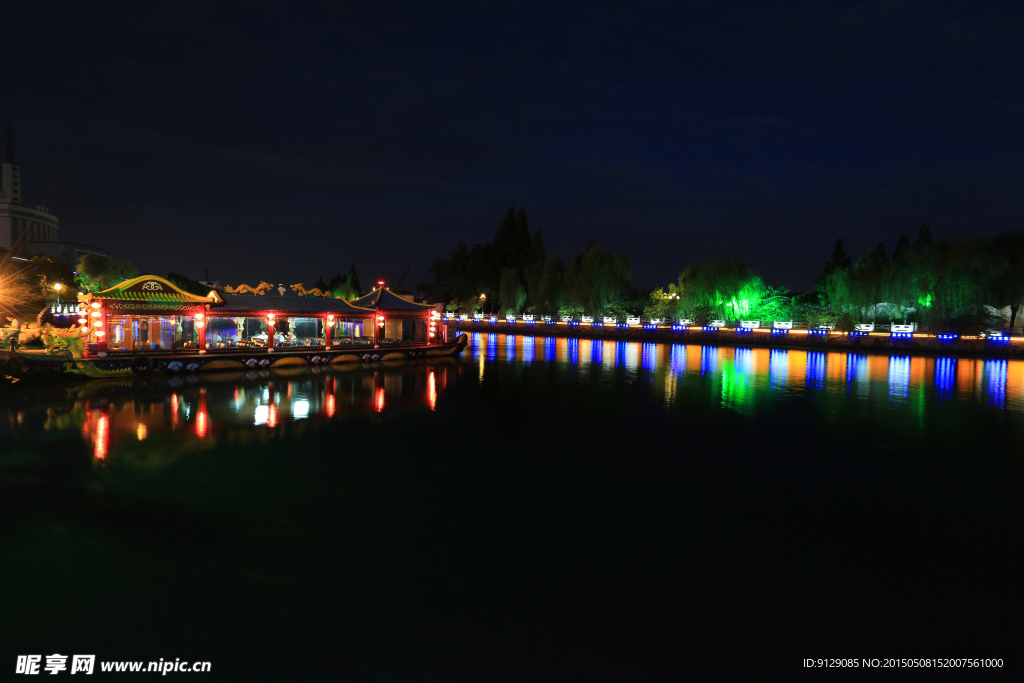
left=428, top=370, right=437, bottom=411
left=196, top=388, right=209, bottom=438
left=374, top=387, right=385, bottom=413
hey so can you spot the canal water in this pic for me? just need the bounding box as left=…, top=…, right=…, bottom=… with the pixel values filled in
left=1, top=334, right=1021, bottom=679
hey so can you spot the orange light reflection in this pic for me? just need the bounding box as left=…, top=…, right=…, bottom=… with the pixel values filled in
left=94, top=413, right=109, bottom=461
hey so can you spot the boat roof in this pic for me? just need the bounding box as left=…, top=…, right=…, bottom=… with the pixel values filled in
left=83, top=276, right=432, bottom=317
left=214, top=292, right=374, bottom=315
left=350, top=287, right=436, bottom=311
left=83, top=275, right=221, bottom=304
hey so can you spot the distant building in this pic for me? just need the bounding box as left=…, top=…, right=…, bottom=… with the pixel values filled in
left=0, top=121, right=112, bottom=264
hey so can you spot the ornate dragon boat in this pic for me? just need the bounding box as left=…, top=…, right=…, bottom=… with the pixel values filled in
left=1, top=275, right=467, bottom=380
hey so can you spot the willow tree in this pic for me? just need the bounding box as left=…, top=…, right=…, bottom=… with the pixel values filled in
left=498, top=267, right=527, bottom=315
left=814, top=238, right=853, bottom=311
left=565, top=241, right=631, bottom=317
left=672, top=258, right=763, bottom=321
left=523, top=229, right=547, bottom=308
left=533, top=253, right=566, bottom=315
left=923, top=237, right=989, bottom=330
left=883, top=233, right=916, bottom=315
left=849, top=243, right=889, bottom=320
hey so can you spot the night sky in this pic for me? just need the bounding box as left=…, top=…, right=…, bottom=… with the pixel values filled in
left=6, top=1, right=1023, bottom=294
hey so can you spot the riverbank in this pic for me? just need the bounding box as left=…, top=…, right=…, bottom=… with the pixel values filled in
left=453, top=319, right=1024, bottom=358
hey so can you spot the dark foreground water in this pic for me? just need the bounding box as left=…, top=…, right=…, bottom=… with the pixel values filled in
left=2, top=334, right=1023, bottom=680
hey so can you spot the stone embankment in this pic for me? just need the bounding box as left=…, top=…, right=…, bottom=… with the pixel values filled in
left=451, top=320, right=1024, bottom=359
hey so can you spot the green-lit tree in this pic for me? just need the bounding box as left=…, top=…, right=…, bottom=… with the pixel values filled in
left=672, top=258, right=762, bottom=321
left=643, top=287, right=673, bottom=320
left=498, top=267, right=527, bottom=315
left=757, top=285, right=795, bottom=322
left=75, top=254, right=138, bottom=293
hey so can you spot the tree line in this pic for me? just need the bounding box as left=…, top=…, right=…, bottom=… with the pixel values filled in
left=418, top=207, right=635, bottom=317
left=420, top=214, right=1024, bottom=333
left=646, top=225, right=1024, bottom=332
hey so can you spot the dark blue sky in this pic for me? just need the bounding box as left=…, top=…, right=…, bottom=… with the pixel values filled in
left=6, top=1, right=1023, bottom=293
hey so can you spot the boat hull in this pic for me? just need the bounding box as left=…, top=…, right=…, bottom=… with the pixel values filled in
left=2, top=334, right=468, bottom=380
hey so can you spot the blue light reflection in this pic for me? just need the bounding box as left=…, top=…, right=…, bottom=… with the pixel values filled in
left=769, top=349, right=788, bottom=390
left=888, top=356, right=911, bottom=401
left=641, top=342, right=658, bottom=375
left=984, top=359, right=1007, bottom=409
left=700, top=346, right=719, bottom=376
left=522, top=336, right=535, bottom=364
left=806, top=351, right=826, bottom=391
left=566, top=338, right=579, bottom=365
left=934, top=357, right=956, bottom=401
left=615, top=341, right=630, bottom=369
left=845, top=353, right=867, bottom=395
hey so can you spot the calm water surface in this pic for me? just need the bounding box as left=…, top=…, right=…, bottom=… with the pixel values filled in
left=2, top=335, right=1022, bottom=679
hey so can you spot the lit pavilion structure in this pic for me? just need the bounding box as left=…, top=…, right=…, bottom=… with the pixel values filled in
left=350, top=284, right=445, bottom=345
left=77, top=276, right=444, bottom=355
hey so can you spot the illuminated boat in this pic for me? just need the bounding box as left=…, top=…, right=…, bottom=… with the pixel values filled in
left=2, top=275, right=466, bottom=380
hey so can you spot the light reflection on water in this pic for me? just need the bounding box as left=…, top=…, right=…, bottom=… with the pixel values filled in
left=522, top=336, right=535, bottom=364
left=0, top=362, right=457, bottom=469
left=985, top=359, right=1008, bottom=409
left=463, top=333, right=1024, bottom=421
left=9, top=333, right=1024, bottom=472
left=888, top=356, right=911, bottom=402
left=544, top=337, right=557, bottom=363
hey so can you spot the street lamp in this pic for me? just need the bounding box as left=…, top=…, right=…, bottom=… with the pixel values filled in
left=53, top=282, right=63, bottom=307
